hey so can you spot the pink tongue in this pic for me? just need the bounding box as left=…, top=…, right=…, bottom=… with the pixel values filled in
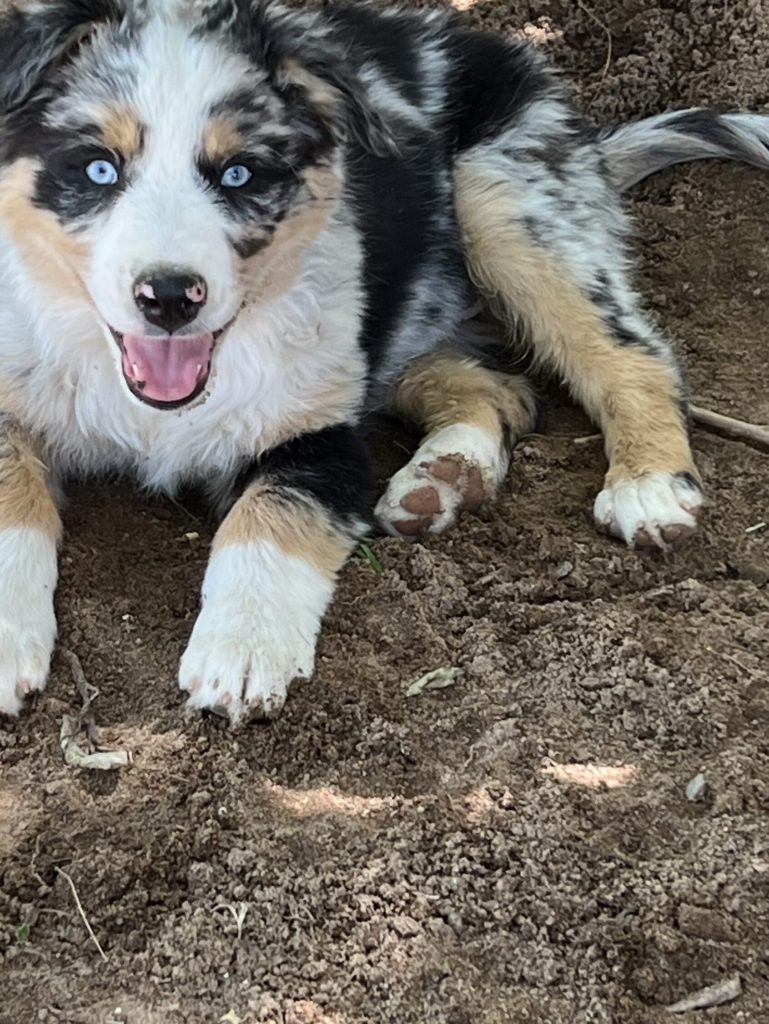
left=121, top=334, right=214, bottom=403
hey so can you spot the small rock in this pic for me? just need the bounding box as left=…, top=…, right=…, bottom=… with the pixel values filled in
left=579, top=675, right=613, bottom=691
left=686, top=772, right=708, bottom=802
left=391, top=915, right=420, bottom=938
left=677, top=904, right=735, bottom=943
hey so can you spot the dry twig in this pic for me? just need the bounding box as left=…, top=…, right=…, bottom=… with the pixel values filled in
left=576, top=0, right=613, bottom=103
left=691, top=405, right=769, bottom=448
left=55, top=867, right=108, bottom=962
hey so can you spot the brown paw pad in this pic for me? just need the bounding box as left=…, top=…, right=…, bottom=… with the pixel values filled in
left=423, top=456, right=487, bottom=510
left=376, top=453, right=493, bottom=539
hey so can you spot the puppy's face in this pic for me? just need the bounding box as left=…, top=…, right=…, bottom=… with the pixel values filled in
left=0, top=1, right=377, bottom=409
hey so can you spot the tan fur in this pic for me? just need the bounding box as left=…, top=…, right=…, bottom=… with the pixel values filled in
left=0, top=158, right=88, bottom=299
left=101, top=107, right=143, bottom=161
left=281, top=58, right=341, bottom=124
left=0, top=416, right=61, bottom=539
left=201, top=116, right=243, bottom=165
left=212, top=482, right=351, bottom=579
left=454, top=161, right=698, bottom=485
left=244, top=164, right=342, bottom=305
left=392, top=351, right=536, bottom=448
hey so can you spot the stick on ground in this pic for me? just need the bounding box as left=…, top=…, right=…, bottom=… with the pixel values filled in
left=691, top=405, right=769, bottom=448
left=55, top=867, right=108, bottom=962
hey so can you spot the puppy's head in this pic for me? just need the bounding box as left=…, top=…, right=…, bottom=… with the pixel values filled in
left=0, top=0, right=392, bottom=409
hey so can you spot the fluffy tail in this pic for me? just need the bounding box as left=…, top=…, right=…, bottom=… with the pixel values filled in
left=599, top=108, right=769, bottom=192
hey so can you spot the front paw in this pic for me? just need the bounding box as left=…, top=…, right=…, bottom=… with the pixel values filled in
left=178, top=543, right=333, bottom=725
left=179, top=612, right=317, bottom=724
left=0, top=528, right=58, bottom=717
left=594, top=471, right=703, bottom=550
left=0, top=608, right=56, bottom=717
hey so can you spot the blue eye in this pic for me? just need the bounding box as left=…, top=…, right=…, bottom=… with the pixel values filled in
left=85, top=159, right=119, bottom=186
left=220, top=164, right=252, bottom=189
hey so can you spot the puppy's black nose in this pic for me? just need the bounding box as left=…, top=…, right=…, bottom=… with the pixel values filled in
left=133, top=270, right=207, bottom=334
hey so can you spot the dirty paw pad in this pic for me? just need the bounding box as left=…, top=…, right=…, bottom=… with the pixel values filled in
left=375, top=423, right=510, bottom=539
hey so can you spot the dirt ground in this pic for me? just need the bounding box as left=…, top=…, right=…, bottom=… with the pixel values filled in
left=2, top=1, right=769, bottom=1022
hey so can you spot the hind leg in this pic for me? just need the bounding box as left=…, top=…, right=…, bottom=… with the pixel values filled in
left=455, top=152, right=703, bottom=550
left=375, top=352, right=538, bottom=538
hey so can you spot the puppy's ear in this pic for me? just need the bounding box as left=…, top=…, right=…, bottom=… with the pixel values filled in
left=277, top=55, right=398, bottom=159
left=220, top=0, right=397, bottom=158
left=0, top=0, right=122, bottom=114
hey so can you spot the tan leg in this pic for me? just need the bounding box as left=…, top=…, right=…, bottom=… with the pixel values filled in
left=375, top=351, right=538, bottom=538
left=455, top=161, right=703, bottom=549
left=0, top=413, right=61, bottom=716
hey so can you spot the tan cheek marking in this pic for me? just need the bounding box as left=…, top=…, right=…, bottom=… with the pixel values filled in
left=0, top=158, right=89, bottom=300
left=0, top=418, right=61, bottom=540
left=455, top=161, right=697, bottom=482
left=212, top=483, right=351, bottom=580
left=243, top=164, right=342, bottom=305
left=391, top=351, right=536, bottom=447
left=202, top=116, right=243, bottom=165
left=101, top=106, right=143, bottom=161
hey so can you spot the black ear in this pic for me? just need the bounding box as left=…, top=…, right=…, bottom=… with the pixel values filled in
left=211, top=0, right=398, bottom=158
left=0, top=0, right=122, bottom=114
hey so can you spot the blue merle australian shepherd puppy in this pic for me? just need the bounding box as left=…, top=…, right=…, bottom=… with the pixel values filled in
left=0, top=0, right=767, bottom=722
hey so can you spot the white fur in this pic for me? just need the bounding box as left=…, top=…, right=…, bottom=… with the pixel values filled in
left=0, top=527, right=58, bottom=717
left=0, top=204, right=366, bottom=495
left=179, top=540, right=335, bottom=724
left=375, top=422, right=507, bottom=537
left=594, top=472, right=703, bottom=549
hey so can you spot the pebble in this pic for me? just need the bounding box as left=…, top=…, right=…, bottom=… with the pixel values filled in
left=686, top=772, right=708, bottom=802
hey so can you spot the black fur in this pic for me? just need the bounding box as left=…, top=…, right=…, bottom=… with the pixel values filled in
left=445, top=29, right=551, bottom=153
left=232, top=424, right=374, bottom=532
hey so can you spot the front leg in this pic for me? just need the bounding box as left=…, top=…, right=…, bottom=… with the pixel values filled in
left=179, top=424, right=372, bottom=725
left=0, top=413, right=61, bottom=717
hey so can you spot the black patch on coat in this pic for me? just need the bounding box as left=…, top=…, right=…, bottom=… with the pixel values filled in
left=444, top=30, right=556, bottom=153
left=233, top=423, right=374, bottom=528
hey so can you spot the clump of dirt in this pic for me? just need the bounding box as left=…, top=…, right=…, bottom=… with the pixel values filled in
left=2, top=2, right=768, bottom=1023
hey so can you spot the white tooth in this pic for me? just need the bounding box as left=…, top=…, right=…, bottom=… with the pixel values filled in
left=132, top=363, right=141, bottom=377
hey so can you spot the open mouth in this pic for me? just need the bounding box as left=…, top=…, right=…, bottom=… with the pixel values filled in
left=109, top=327, right=226, bottom=409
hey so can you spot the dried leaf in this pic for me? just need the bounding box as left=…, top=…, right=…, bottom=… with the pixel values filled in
left=60, top=715, right=132, bottom=771
left=666, top=974, right=742, bottom=1013
left=406, top=667, right=461, bottom=697
left=220, top=1012, right=242, bottom=1024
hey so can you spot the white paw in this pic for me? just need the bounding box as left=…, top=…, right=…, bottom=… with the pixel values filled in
left=179, top=541, right=333, bottom=725
left=593, top=471, right=703, bottom=550
left=375, top=423, right=507, bottom=539
left=0, top=528, right=58, bottom=717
